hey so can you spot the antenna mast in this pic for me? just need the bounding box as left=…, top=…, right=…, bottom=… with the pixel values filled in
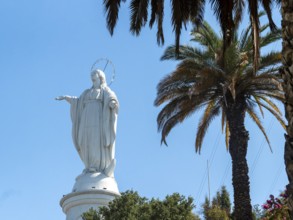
left=207, top=160, right=211, bottom=203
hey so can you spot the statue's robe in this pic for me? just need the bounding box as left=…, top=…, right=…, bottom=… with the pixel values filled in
left=70, top=86, right=118, bottom=177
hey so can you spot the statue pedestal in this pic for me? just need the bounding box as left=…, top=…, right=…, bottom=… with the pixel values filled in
left=60, top=172, right=120, bottom=220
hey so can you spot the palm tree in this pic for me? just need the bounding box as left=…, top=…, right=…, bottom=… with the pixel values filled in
left=154, top=21, right=284, bottom=219
left=281, top=0, right=293, bottom=216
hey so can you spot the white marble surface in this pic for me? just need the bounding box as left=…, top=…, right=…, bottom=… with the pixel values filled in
left=56, top=69, right=119, bottom=177
left=72, top=172, right=119, bottom=193
left=57, top=70, right=120, bottom=220
left=60, top=171, right=120, bottom=220
left=60, top=190, right=120, bottom=220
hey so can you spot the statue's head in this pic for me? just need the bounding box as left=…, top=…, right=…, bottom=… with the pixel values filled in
left=91, top=69, right=106, bottom=87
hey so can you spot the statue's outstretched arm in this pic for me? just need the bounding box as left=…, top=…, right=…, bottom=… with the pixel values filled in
left=55, top=95, right=74, bottom=104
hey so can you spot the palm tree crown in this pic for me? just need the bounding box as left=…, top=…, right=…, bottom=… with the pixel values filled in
left=155, top=20, right=284, bottom=153
left=155, top=18, right=284, bottom=219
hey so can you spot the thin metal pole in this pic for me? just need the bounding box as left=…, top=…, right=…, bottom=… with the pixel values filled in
left=207, top=160, right=211, bottom=203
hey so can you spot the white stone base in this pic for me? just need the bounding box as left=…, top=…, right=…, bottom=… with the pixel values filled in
left=60, top=172, right=120, bottom=220
left=72, top=172, right=119, bottom=193
left=60, top=190, right=119, bottom=220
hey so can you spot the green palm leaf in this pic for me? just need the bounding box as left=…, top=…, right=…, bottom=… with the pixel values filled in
left=246, top=104, right=273, bottom=152
left=196, top=101, right=221, bottom=153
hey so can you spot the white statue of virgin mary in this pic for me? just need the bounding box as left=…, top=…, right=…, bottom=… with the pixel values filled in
left=56, top=69, right=118, bottom=177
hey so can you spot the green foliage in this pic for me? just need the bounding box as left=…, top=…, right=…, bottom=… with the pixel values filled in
left=252, top=204, right=264, bottom=220
left=201, top=186, right=231, bottom=220
left=81, top=190, right=200, bottom=220
left=98, top=190, right=147, bottom=220
left=206, top=206, right=229, bottom=220
left=202, top=197, right=211, bottom=219
left=219, top=186, right=231, bottom=215
left=81, top=208, right=99, bottom=220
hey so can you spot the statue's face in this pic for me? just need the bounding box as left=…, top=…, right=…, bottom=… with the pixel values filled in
left=91, top=71, right=101, bottom=85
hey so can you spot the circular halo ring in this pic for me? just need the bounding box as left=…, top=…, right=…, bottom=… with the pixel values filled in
left=91, top=58, right=116, bottom=86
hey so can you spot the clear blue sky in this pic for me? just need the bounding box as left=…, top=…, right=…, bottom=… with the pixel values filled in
left=0, top=1, right=286, bottom=219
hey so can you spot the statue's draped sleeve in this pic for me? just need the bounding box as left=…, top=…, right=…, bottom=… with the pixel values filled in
left=103, top=87, right=119, bottom=150
left=70, top=90, right=88, bottom=159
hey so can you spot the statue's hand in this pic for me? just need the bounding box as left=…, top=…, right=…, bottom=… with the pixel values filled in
left=109, top=100, right=118, bottom=109
left=55, top=95, right=73, bottom=103
left=55, top=96, right=65, bottom=101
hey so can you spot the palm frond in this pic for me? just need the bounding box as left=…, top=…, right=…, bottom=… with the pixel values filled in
left=171, top=0, right=186, bottom=53
left=149, top=0, right=157, bottom=28
left=149, top=0, right=164, bottom=45
left=225, top=119, right=230, bottom=151
left=104, top=0, right=124, bottom=35
left=259, top=52, right=281, bottom=70
left=257, top=68, right=280, bottom=78
left=239, top=24, right=251, bottom=51
left=130, top=0, right=149, bottom=35
left=251, top=98, right=286, bottom=130
left=221, top=109, right=226, bottom=132
left=239, top=73, right=282, bottom=95
left=156, top=0, right=164, bottom=45
left=196, top=100, right=221, bottom=153
left=253, top=95, right=264, bottom=117
left=244, top=52, right=281, bottom=77
left=224, top=42, right=241, bottom=74
left=252, top=74, right=281, bottom=88
left=210, top=0, right=235, bottom=49
left=248, top=0, right=260, bottom=73
left=189, top=0, right=205, bottom=27
left=252, top=91, right=284, bottom=102
left=155, top=63, right=207, bottom=104
left=260, top=0, right=278, bottom=32
left=155, top=80, right=193, bottom=106
left=260, top=29, right=281, bottom=48
left=234, top=0, right=245, bottom=28
left=246, top=104, right=273, bottom=152
left=191, top=21, right=221, bottom=54
left=156, top=64, right=224, bottom=101
left=156, top=65, right=205, bottom=95
left=156, top=94, right=213, bottom=131
left=188, top=70, right=224, bottom=97
left=240, top=25, right=268, bottom=53
left=256, top=95, right=282, bottom=115
left=160, top=45, right=206, bottom=61
left=240, top=22, right=269, bottom=52
left=159, top=96, right=205, bottom=145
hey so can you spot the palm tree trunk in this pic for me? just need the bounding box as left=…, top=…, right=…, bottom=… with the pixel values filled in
left=281, top=0, right=293, bottom=217
left=226, top=98, right=252, bottom=220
